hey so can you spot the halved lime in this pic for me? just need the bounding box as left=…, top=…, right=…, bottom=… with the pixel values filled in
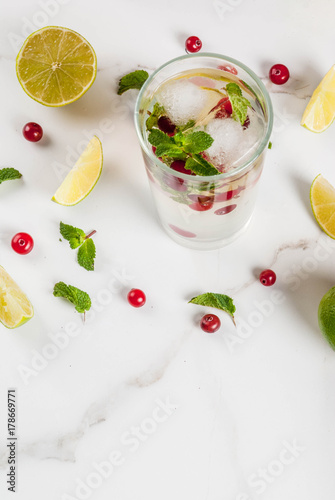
left=301, top=65, right=335, bottom=133
left=310, top=174, right=335, bottom=238
left=0, top=266, right=34, bottom=329
left=16, top=26, right=97, bottom=107
left=52, top=136, right=103, bottom=206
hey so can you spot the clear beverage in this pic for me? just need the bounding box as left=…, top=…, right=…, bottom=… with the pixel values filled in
left=135, top=54, right=273, bottom=250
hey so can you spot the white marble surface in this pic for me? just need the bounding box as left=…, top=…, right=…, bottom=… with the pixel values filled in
left=1, top=0, right=335, bottom=499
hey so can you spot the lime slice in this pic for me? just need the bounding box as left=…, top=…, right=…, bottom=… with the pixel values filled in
left=318, top=286, right=335, bottom=350
left=16, top=26, right=97, bottom=107
left=0, top=266, right=34, bottom=329
left=301, top=65, right=335, bottom=132
left=52, top=136, right=103, bottom=206
left=310, top=174, right=335, bottom=238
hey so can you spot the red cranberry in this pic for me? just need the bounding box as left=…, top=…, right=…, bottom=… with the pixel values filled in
left=11, top=232, right=34, bottom=254
left=259, top=269, right=276, bottom=286
left=23, top=122, right=43, bottom=142
left=158, top=116, right=176, bottom=135
left=200, top=314, right=221, bottom=333
left=169, top=225, right=196, bottom=238
left=185, top=36, right=202, bottom=53
left=127, top=289, right=146, bottom=307
left=269, top=64, right=290, bottom=85
left=214, top=204, right=237, bottom=215
left=188, top=195, right=214, bottom=211
left=218, top=64, right=238, bottom=75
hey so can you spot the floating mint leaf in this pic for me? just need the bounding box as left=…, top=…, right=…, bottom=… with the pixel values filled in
left=185, top=155, right=220, bottom=176
left=189, top=293, right=236, bottom=322
left=0, top=168, right=22, bottom=184
left=155, top=144, right=186, bottom=159
left=226, top=83, right=251, bottom=126
left=183, top=131, right=214, bottom=154
left=117, top=70, right=149, bottom=95
left=148, top=129, right=173, bottom=147
left=148, top=129, right=219, bottom=176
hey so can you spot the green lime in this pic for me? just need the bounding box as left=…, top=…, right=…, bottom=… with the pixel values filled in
left=318, top=286, right=335, bottom=350
left=16, top=26, right=97, bottom=107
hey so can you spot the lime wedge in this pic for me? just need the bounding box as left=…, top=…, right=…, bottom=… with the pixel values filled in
left=301, top=65, right=335, bottom=132
left=16, top=26, right=97, bottom=107
left=318, top=286, right=335, bottom=350
left=0, top=266, right=34, bottom=329
left=52, top=136, right=103, bottom=206
left=310, top=174, right=335, bottom=238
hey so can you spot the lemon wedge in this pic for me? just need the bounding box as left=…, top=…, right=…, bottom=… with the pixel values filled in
left=301, top=65, right=335, bottom=132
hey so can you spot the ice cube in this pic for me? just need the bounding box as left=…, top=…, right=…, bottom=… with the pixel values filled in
left=205, top=111, right=264, bottom=171
left=157, top=79, right=208, bottom=126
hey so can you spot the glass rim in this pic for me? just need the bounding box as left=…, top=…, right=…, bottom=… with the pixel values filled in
left=134, top=52, right=273, bottom=182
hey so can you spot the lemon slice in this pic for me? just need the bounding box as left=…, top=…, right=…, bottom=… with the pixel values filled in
left=310, top=174, right=335, bottom=238
left=16, top=26, right=97, bottom=107
left=301, top=65, right=335, bottom=132
left=52, top=136, right=103, bottom=206
left=0, top=266, right=34, bottom=329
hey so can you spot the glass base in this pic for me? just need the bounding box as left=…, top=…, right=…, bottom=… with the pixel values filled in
left=161, top=215, right=252, bottom=250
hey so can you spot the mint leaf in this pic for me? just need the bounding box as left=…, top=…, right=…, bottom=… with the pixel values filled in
left=117, top=70, right=149, bottom=95
left=268, top=141, right=272, bottom=149
left=155, top=144, right=186, bottom=159
left=177, top=119, right=195, bottom=132
left=226, top=83, right=251, bottom=125
left=148, top=129, right=173, bottom=147
left=146, top=103, right=165, bottom=131
left=60, top=222, right=85, bottom=249
left=149, top=129, right=220, bottom=176
left=183, top=131, right=214, bottom=154
left=0, top=168, right=22, bottom=184
left=189, top=293, right=236, bottom=320
left=185, top=155, right=220, bottom=176
left=53, top=282, right=91, bottom=314
left=77, top=238, right=96, bottom=271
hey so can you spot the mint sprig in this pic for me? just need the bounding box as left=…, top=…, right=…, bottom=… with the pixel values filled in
left=148, top=129, right=219, bottom=176
left=60, top=222, right=96, bottom=271
left=226, top=83, right=251, bottom=126
left=0, top=168, right=22, bottom=184
left=189, top=293, right=236, bottom=323
left=53, top=282, right=91, bottom=315
left=117, top=70, right=149, bottom=95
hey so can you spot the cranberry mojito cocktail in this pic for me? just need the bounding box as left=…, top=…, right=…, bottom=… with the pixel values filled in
left=135, top=54, right=273, bottom=250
